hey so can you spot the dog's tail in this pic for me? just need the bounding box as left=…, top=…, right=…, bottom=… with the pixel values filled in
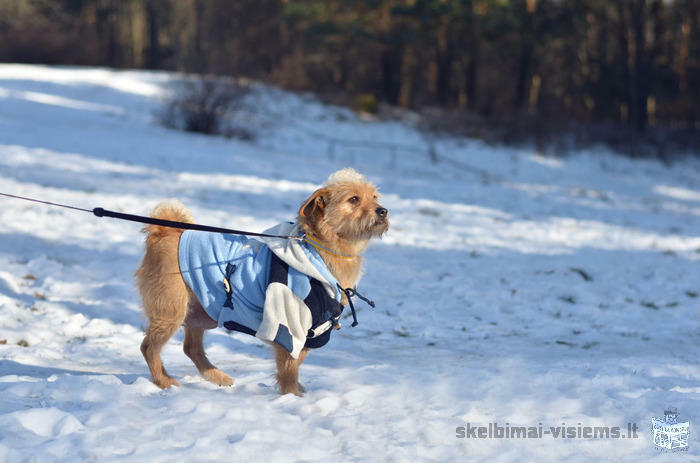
left=143, top=200, right=194, bottom=238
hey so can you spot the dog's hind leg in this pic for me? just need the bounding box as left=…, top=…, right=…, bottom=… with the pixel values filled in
left=137, top=263, right=189, bottom=389
left=138, top=275, right=188, bottom=389
left=135, top=200, right=196, bottom=389
left=141, top=318, right=183, bottom=389
left=183, top=325, right=234, bottom=387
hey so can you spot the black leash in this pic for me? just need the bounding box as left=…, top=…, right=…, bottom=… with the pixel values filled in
left=92, top=208, right=302, bottom=240
left=0, top=192, right=301, bottom=240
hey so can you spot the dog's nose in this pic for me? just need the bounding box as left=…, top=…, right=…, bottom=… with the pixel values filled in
left=376, top=207, right=388, bottom=218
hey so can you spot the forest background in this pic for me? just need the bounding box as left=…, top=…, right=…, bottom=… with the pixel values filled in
left=1, top=0, right=698, bottom=155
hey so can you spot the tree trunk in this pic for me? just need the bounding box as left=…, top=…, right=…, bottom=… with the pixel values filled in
left=464, top=3, right=479, bottom=110
left=465, top=50, right=478, bottom=110
left=192, top=0, right=206, bottom=73
left=145, top=0, right=160, bottom=69
left=381, top=45, right=402, bottom=105
left=630, top=0, right=649, bottom=132
left=616, top=2, right=631, bottom=124
left=436, top=24, right=453, bottom=106
left=398, top=46, right=416, bottom=107
left=96, top=0, right=119, bottom=67
left=514, top=0, right=536, bottom=110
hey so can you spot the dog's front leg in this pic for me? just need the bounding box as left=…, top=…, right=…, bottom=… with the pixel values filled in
left=274, top=345, right=309, bottom=396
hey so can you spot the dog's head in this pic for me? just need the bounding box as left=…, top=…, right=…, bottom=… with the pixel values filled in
left=298, top=168, right=389, bottom=244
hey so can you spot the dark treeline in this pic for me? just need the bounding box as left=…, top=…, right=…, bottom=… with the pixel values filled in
left=1, top=0, right=699, bottom=135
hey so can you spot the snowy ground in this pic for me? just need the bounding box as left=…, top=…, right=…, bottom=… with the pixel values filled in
left=0, top=64, right=698, bottom=462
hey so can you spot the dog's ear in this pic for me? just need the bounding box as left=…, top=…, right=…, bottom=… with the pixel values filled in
left=298, top=188, right=328, bottom=219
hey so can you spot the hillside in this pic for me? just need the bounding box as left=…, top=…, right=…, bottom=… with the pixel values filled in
left=0, top=64, right=698, bottom=462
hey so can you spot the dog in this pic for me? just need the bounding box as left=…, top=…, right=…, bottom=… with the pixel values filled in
left=134, top=168, right=389, bottom=395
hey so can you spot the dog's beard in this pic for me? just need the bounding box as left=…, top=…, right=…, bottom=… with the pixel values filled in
left=371, top=217, right=389, bottom=237
left=336, top=217, right=388, bottom=241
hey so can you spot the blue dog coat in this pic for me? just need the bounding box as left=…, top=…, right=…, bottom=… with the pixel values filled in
left=178, top=222, right=344, bottom=358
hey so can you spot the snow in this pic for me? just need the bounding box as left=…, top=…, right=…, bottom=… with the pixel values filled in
left=0, top=64, right=699, bottom=462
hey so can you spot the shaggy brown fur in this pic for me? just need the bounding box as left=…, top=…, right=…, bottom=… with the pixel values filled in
left=134, top=168, right=389, bottom=395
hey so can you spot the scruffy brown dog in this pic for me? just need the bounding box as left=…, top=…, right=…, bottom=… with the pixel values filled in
left=134, top=168, right=389, bottom=395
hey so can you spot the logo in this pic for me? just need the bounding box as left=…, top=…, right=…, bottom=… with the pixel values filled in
left=651, top=408, right=689, bottom=452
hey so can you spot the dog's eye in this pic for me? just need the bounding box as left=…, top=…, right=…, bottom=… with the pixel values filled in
left=348, top=196, right=360, bottom=204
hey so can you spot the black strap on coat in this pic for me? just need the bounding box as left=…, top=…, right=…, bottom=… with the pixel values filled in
left=338, top=285, right=375, bottom=327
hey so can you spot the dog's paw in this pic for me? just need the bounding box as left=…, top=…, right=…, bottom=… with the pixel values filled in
left=202, top=369, right=234, bottom=387
left=155, top=376, right=180, bottom=389
left=279, top=384, right=304, bottom=397
left=298, top=383, right=307, bottom=393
